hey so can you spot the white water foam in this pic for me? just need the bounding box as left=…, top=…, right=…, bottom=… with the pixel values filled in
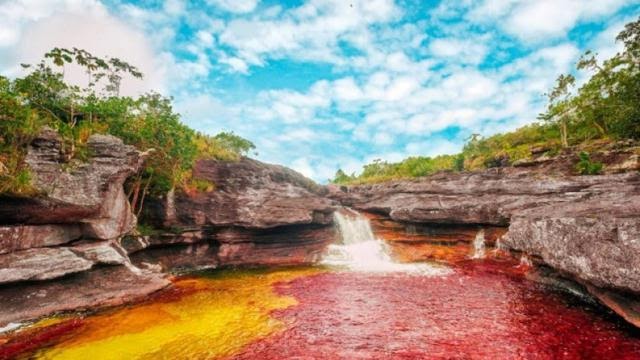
left=321, top=209, right=451, bottom=275
left=0, top=322, right=22, bottom=334
left=471, top=229, right=486, bottom=259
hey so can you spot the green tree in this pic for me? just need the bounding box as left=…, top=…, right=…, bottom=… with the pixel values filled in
left=213, top=132, right=256, bottom=156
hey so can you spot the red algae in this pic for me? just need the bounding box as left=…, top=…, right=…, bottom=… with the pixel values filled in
left=0, top=319, right=84, bottom=360
left=230, top=259, right=640, bottom=360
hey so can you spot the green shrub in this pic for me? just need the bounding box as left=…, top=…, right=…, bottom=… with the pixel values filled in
left=575, top=151, right=603, bottom=175
left=0, top=48, right=255, bottom=198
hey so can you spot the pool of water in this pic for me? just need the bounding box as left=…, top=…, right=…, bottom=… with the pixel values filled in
left=1, top=258, right=640, bottom=359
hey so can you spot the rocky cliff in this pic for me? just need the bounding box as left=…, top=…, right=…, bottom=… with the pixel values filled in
left=130, top=157, right=336, bottom=271
left=0, top=130, right=336, bottom=326
left=329, top=148, right=640, bottom=327
left=0, top=129, right=168, bottom=326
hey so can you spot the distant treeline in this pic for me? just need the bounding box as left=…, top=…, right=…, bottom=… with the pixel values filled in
left=333, top=17, right=640, bottom=184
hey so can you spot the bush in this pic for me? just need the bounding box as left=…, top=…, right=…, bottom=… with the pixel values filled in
left=0, top=48, right=255, bottom=200
left=575, top=151, right=603, bottom=175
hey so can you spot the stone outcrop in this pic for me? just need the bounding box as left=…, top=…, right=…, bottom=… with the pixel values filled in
left=363, top=212, right=506, bottom=263
left=0, top=129, right=169, bottom=326
left=0, top=131, right=338, bottom=327
left=330, top=151, right=640, bottom=327
left=134, top=158, right=336, bottom=271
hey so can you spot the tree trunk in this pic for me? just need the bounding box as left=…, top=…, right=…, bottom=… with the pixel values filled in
left=130, top=178, right=142, bottom=215
left=164, top=186, right=177, bottom=227
left=136, top=174, right=153, bottom=218
left=560, top=118, right=569, bottom=147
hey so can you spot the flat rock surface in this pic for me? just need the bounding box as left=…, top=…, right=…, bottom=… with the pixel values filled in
left=0, top=266, right=169, bottom=326
left=0, top=248, right=93, bottom=285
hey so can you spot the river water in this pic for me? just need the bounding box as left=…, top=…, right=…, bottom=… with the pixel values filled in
left=1, top=211, right=639, bottom=359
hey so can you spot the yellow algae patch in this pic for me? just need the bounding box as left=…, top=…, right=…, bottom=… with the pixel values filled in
left=35, top=267, right=322, bottom=360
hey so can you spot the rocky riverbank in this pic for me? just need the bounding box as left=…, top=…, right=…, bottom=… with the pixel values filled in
left=0, top=129, right=335, bottom=326
left=329, top=147, right=640, bottom=327
left=1, top=129, right=639, bottom=329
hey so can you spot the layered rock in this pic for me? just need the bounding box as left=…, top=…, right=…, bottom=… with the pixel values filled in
left=135, top=158, right=336, bottom=271
left=330, top=153, right=640, bottom=327
left=0, top=129, right=169, bottom=326
left=364, top=212, right=506, bottom=263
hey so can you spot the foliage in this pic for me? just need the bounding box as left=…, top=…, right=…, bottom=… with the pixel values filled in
left=332, top=169, right=354, bottom=184
left=575, top=151, right=603, bottom=175
left=332, top=154, right=458, bottom=184
left=0, top=48, right=254, bottom=203
left=212, top=132, right=256, bottom=157
left=333, top=17, right=640, bottom=184
left=541, top=17, right=640, bottom=143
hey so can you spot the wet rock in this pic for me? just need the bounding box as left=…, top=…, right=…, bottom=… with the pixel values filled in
left=0, top=266, right=169, bottom=326
left=0, top=248, right=93, bottom=284
left=130, top=243, right=219, bottom=273
left=215, top=225, right=335, bottom=267
left=364, top=212, right=506, bottom=263
left=586, top=285, right=640, bottom=328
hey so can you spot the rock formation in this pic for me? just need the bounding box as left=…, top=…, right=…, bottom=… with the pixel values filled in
left=130, top=157, right=336, bottom=271
left=0, top=129, right=168, bottom=325
left=329, top=148, right=640, bottom=327
left=1, top=129, right=638, bottom=330
left=0, top=131, right=336, bottom=326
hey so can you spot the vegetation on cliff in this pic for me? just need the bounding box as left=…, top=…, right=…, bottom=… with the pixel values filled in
left=0, top=48, right=254, bottom=211
left=333, top=17, right=640, bottom=184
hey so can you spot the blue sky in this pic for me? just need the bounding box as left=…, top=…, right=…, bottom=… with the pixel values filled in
left=1, top=0, right=639, bottom=181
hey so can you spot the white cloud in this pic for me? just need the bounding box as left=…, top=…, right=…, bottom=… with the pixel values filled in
left=468, top=0, right=635, bottom=42
left=207, top=0, right=260, bottom=13
left=429, top=38, right=488, bottom=64
left=0, top=0, right=164, bottom=95
left=219, top=56, right=249, bottom=73
left=215, top=0, right=400, bottom=72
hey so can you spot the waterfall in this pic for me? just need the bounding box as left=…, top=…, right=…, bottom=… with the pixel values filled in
left=321, top=209, right=451, bottom=275
left=471, top=229, right=486, bottom=259
left=519, top=255, right=533, bottom=267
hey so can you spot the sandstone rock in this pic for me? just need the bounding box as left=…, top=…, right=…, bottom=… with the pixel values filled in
left=130, top=243, right=219, bottom=272
left=215, top=225, right=335, bottom=267
left=0, top=225, right=81, bottom=254
left=0, top=248, right=93, bottom=285
left=503, top=211, right=640, bottom=293
left=585, top=285, right=640, bottom=328
left=71, top=241, right=129, bottom=266
left=81, top=185, right=136, bottom=240
left=150, top=158, right=335, bottom=229
left=138, top=158, right=338, bottom=270
left=364, top=212, right=506, bottom=263
left=0, top=129, right=140, bottom=230
left=0, top=266, right=169, bottom=326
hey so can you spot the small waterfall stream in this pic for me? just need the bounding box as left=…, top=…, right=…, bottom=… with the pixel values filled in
left=321, top=209, right=451, bottom=275
left=471, top=229, right=486, bottom=259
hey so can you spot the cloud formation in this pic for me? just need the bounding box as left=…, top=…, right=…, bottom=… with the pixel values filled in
left=1, top=0, right=638, bottom=181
